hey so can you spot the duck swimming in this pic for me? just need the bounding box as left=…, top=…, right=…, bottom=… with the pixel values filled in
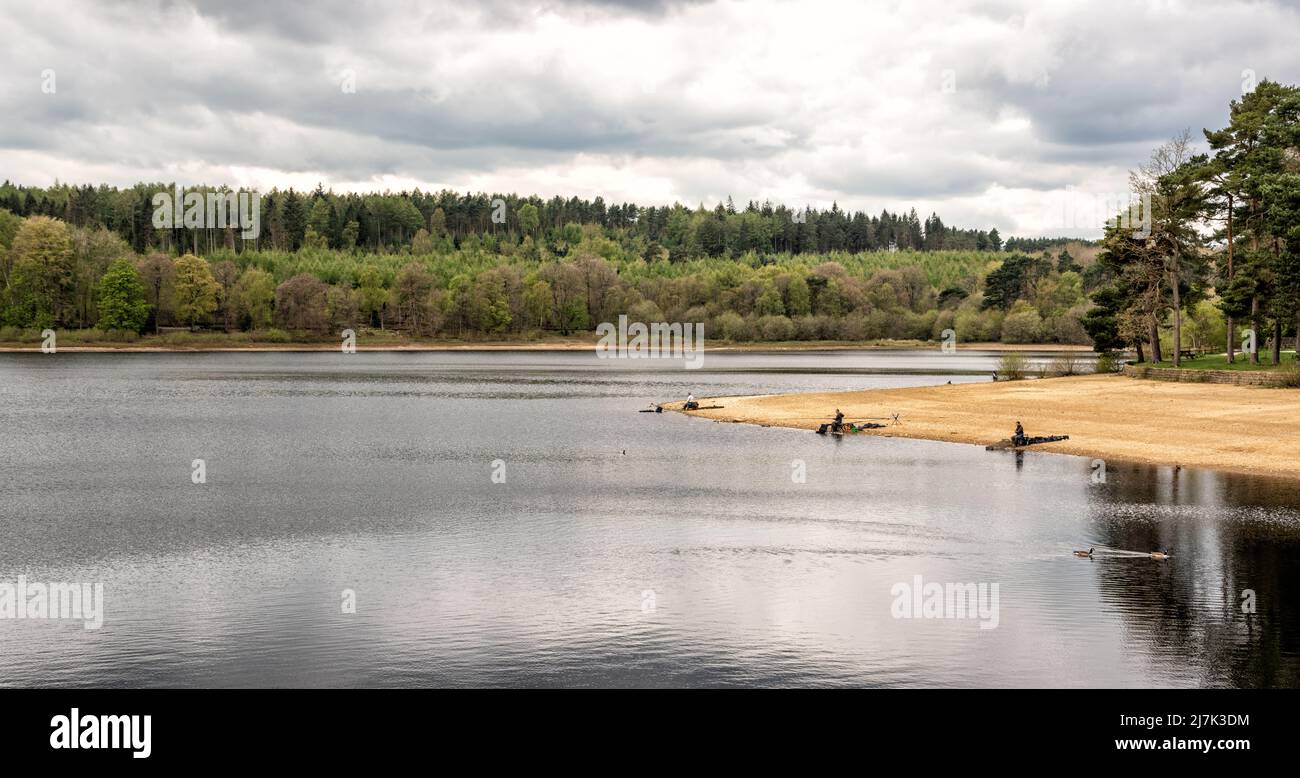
left=1073, top=547, right=1094, bottom=558
left=1150, top=549, right=1171, bottom=560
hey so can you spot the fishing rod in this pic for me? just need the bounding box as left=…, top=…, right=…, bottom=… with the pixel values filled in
left=785, top=413, right=901, bottom=421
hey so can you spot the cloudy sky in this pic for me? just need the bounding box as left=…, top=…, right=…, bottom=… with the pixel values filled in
left=2, top=0, right=1297, bottom=237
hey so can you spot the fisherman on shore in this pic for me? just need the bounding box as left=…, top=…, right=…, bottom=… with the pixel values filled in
left=832, top=408, right=845, bottom=433
left=684, top=392, right=698, bottom=410
left=1013, top=420, right=1026, bottom=446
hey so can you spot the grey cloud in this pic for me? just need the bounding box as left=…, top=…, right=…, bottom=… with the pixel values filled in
left=1, top=0, right=1298, bottom=234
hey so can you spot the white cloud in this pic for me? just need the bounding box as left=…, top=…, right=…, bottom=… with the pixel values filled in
left=2, top=0, right=1297, bottom=237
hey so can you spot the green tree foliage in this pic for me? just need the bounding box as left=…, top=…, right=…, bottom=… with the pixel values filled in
left=0, top=207, right=23, bottom=288
left=307, top=197, right=333, bottom=244
left=5, top=215, right=74, bottom=327
left=135, top=252, right=175, bottom=333
left=1001, top=301, right=1043, bottom=343
left=356, top=264, right=390, bottom=328
left=275, top=273, right=329, bottom=332
left=2, top=177, right=1077, bottom=263
left=326, top=284, right=361, bottom=331
left=211, top=259, right=239, bottom=330
left=70, top=227, right=132, bottom=327
left=392, top=262, right=437, bottom=335
left=235, top=268, right=276, bottom=330
left=518, top=203, right=540, bottom=237
left=173, top=254, right=221, bottom=326
left=96, top=258, right=150, bottom=332
left=981, top=254, right=1047, bottom=311
left=280, top=190, right=307, bottom=251
left=0, top=171, right=1156, bottom=346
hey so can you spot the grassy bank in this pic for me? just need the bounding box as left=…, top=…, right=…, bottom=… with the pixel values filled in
left=676, top=374, right=1300, bottom=479
left=1139, top=352, right=1296, bottom=371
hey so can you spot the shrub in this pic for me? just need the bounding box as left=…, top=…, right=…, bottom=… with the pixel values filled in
left=1277, top=364, right=1300, bottom=388
left=836, top=314, right=868, bottom=341
left=932, top=309, right=956, bottom=341
left=252, top=328, right=292, bottom=343
left=1, top=327, right=44, bottom=343
left=710, top=311, right=746, bottom=341
left=682, top=305, right=709, bottom=325
left=275, top=273, right=330, bottom=333
left=757, top=314, right=795, bottom=341
left=997, top=352, right=1029, bottom=380
left=160, top=331, right=197, bottom=346
left=1093, top=351, right=1121, bottom=374
left=1001, top=307, right=1044, bottom=343
left=862, top=309, right=890, bottom=340
left=912, top=309, right=939, bottom=340
left=955, top=307, right=1002, bottom=342
left=1053, top=304, right=1092, bottom=344
left=1046, top=352, right=1083, bottom=377
left=102, top=329, right=139, bottom=342
left=793, top=315, right=820, bottom=341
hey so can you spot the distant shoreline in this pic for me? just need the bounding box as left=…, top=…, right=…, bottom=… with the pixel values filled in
left=0, top=338, right=1095, bottom=354
left=674, top=374, right=1300, bottom=480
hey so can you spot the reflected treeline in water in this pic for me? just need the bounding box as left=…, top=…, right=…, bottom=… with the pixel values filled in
left=1087, top=463, right=1300, bottom=687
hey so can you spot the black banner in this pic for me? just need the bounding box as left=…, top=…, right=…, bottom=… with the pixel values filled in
left=0, top=689, right=1284, bottom=766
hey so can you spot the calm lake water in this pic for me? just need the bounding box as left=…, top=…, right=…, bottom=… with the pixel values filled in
left=1, top=349, right=1297, bottom=688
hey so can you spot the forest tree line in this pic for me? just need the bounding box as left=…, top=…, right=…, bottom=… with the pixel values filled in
left=0, top=181, right=1015, bottom=260
left=0, top=199, right=1097, bottom=345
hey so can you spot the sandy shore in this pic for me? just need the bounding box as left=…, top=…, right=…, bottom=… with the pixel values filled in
left=677, top=374, right=1300, bottom=479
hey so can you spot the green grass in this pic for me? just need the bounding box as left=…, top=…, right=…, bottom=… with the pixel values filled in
left=1140, top=352, right=1297, bottom=371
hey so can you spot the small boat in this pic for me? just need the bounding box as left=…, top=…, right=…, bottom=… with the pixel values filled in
left=984, top=435, right=1069, bottom=451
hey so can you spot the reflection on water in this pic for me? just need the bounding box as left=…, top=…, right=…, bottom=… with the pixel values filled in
left=0, top=350, right=1295, bottom=687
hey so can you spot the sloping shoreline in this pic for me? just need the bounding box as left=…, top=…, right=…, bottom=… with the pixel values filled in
left=674, top=374, right=1300, bottom=480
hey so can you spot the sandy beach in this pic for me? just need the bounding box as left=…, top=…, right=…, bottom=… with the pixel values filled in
left=677, top=374, right=1300, bottom=479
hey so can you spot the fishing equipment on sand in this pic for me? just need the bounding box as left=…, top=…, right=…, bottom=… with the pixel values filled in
left=984, top=435, right=1069, bottom=450
left=816, top=422, right=888, bottom=435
